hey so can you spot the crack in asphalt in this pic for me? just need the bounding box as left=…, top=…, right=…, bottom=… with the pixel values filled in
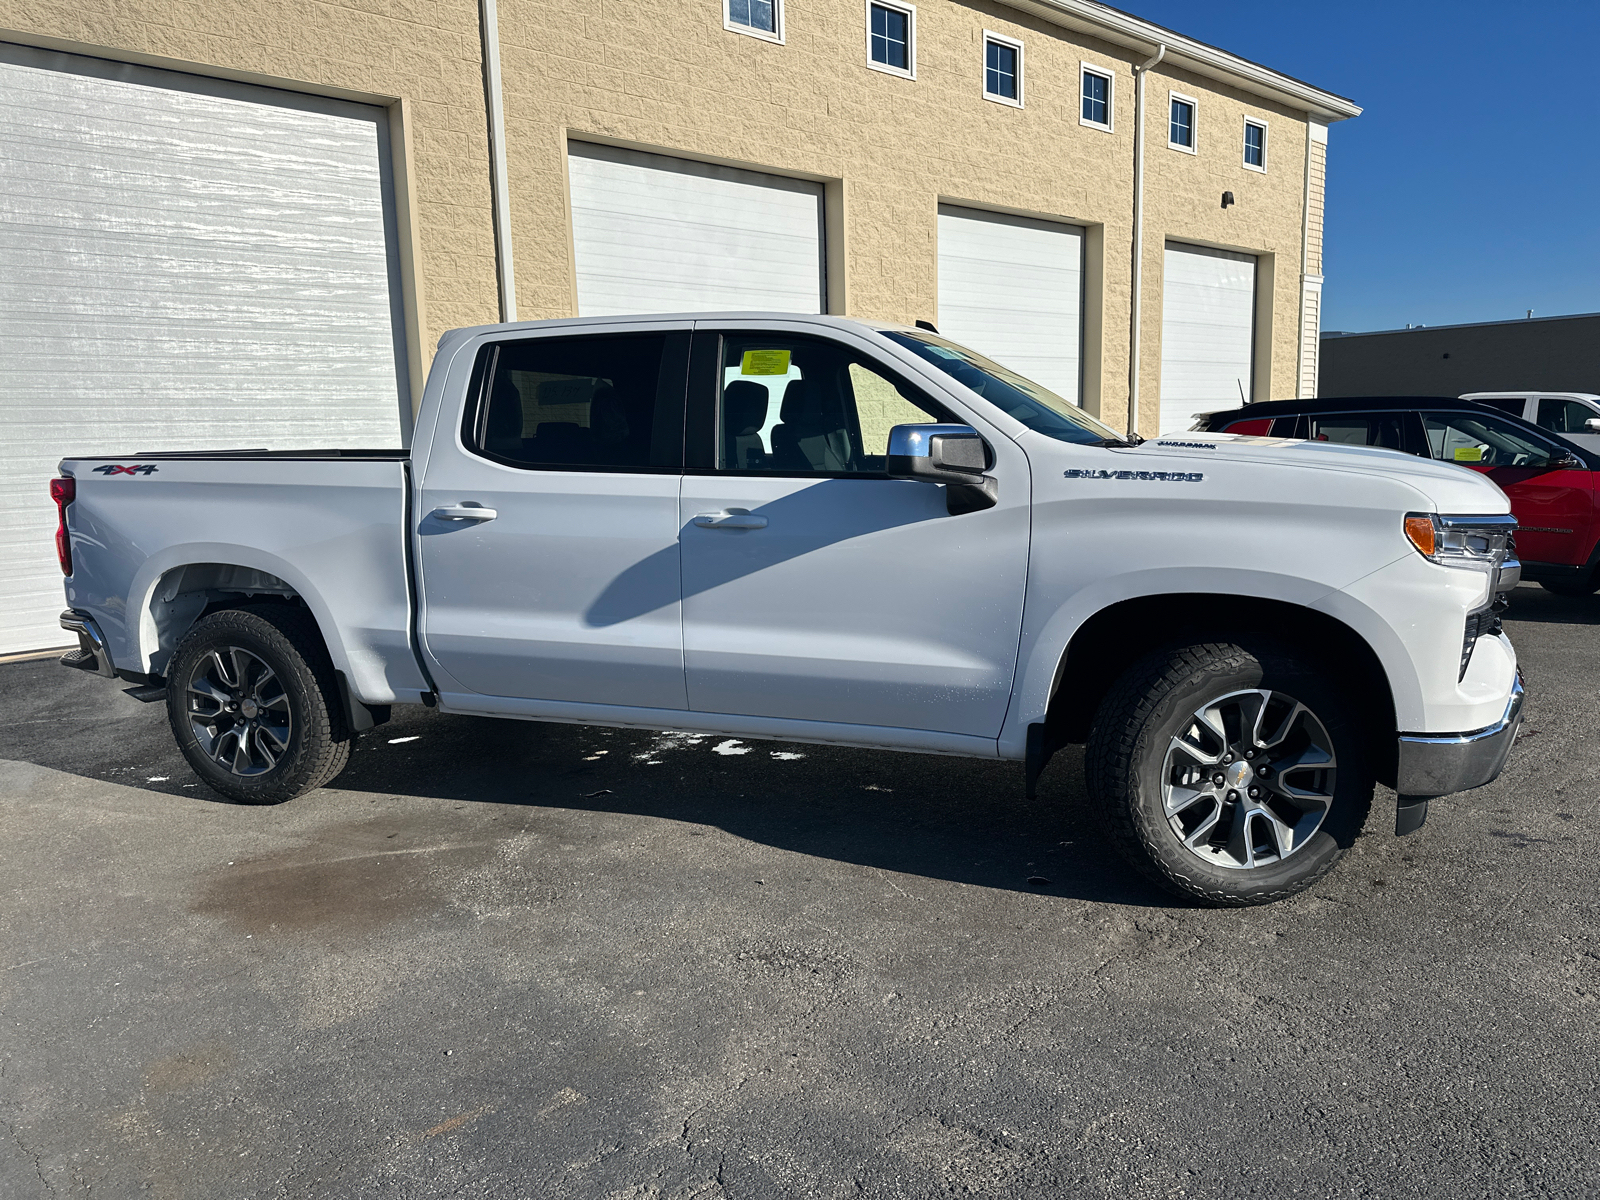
left=3, top=1116, right=54, bottom=1198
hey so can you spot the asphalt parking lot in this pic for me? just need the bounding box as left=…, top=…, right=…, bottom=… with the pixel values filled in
left=2, top=582, right=1597, bottom=1199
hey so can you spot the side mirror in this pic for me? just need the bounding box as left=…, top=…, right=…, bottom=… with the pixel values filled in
left=1551, top=453, right=1584, bottom=470
left=886, top=423, right=998, bottom=514
left=1584, top=418, right=1600, bottom=433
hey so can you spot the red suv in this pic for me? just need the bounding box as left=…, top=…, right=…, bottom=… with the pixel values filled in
left=1195, top=396, right=1600, bottom=596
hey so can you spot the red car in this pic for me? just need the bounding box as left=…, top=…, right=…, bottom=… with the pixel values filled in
left=1195, top=396, right=1600, bottom=596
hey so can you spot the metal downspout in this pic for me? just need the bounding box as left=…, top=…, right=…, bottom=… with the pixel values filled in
left=479, top=0, right=517, bottom=322
left=1127, top=43, right=1166, bottom=438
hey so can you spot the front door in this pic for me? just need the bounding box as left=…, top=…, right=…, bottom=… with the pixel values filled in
left=678, top=328, right=1030, bottom=737
left=1420, top=410, right=1596, bottom=567
left=417, top=326, right=690, bottom=708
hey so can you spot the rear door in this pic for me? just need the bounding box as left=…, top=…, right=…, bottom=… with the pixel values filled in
left=677, top=326, right=1030, bottom=737
left=1419, top=410, right=1595, bottom=566
left=417, top=325, right=691, bottom=709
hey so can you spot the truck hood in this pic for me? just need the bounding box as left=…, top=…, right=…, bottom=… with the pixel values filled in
left=1121, top=432, right=1511, bottom=514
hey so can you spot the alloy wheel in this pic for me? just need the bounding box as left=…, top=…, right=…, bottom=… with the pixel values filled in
left=185, top=646, right=292, bottom=776
left=1161, top=688, right=1337, bottom=870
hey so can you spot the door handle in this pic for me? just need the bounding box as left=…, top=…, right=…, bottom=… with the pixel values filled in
left=431, top=504, right=498, bottom=522
left=692, top=509, right=767, bottom=530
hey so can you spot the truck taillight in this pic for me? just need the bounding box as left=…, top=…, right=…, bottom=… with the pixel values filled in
left=50, top=476, right=74, bottom=576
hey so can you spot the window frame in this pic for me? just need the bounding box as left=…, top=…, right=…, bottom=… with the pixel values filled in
left=865, top=0, right=916, bottom=80
left=724, top=0, right=784, bottom=45
left=458, top=331, right=690, bottom=475
left=981, top=31, right=1024, bottom=108
left=1078, top=62, right=1114, bottom=132
left=1167, top=91, right=1198, bottom=154
left=687, top=330, right=956, bottom=478
left=1242, top=116, right=1268, bottom=173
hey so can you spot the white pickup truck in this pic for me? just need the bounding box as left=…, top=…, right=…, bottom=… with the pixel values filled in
left=52, top=314, right=1524, bottom=906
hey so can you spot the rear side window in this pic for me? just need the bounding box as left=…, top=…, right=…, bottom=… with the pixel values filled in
left=1473, top=397, right=1526, bottom=418
left=1306, top=413, right=1407, bottom=451
left=1536, top=397, right=1598, bottom=435
left=464, top=333, right=686, bottom=470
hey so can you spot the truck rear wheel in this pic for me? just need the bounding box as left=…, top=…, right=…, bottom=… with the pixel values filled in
left=1086, top=639, right=1373, bottom=907
left=165, top=605, right=351, bottom=805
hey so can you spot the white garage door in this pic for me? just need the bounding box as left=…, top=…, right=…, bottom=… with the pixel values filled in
left=1158, top=243, right=1257, bottom=434
left=936, top=205, right=1084, bottom=404
left=568, top=142, right=825, bottom=316
left=0, top=47, right=408, bottom=655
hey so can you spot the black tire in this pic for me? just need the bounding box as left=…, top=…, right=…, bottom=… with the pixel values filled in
left=1540, top=577, right=1598, bottom=597
left=1086, top=639, right=1373, bottom=907
left=165, top=605, right=351, bottom=804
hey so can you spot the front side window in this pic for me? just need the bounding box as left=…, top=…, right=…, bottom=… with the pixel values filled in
left=984, top=36, right=1021, bottom=104
left=727, top=0, right=778, bottom=38
left=1537, top=397, right=1599, bottom=435
left=1244, top=119, right=1266, bottom=170
left=715, top=335, right=949, bottom=474
left=1422, top=412, right=1559, bottom=470
left=467, top=334, right=682, bottom=471
left=868, top=2, right=913, bottom=74
left=1081, top=67, right=1111, bottom=128
left=882, top=331, right=1124, bottom=446
left=1169, top=96, right=1195, bottom=150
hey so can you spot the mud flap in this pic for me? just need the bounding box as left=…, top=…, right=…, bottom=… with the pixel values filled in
left=1395, top=795, right=1430, bottom=836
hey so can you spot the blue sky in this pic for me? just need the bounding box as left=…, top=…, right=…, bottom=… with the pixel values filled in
left=1124, top=0, right=1600, bottom=332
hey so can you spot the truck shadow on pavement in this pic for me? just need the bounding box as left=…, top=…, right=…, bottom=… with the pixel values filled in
left=1501, top=582, right=1600, bottom=627
left=0, top=657, right=1171, bottom=908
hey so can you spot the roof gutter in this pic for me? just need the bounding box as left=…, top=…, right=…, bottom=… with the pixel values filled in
left=998, top=0, right=1361, bottom=121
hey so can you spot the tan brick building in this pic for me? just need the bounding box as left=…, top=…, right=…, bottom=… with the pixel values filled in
left=0, top=0, right=1356, bottom=652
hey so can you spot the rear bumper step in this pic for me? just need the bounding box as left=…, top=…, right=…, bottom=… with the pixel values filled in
left=58, top=610, right=114, bottom=679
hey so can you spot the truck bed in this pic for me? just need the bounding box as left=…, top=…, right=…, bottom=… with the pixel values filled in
left=58, top=452, right=429, bottom=706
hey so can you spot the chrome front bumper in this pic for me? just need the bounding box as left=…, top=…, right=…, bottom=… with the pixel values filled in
left=1395, top=672, right=1525, bottom=799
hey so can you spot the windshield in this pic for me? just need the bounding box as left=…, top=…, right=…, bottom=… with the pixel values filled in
left=881, top=330, right=1127, bottom=446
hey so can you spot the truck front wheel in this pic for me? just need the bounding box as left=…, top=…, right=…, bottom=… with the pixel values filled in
left=165, top=605, right=351, bottom=804
left=1087, top=640, right=1373, bottom=906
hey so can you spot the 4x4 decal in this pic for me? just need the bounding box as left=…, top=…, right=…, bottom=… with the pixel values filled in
left=92, top=464, right=159, bottom=476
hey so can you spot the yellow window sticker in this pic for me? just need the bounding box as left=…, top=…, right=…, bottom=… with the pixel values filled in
left=741, top=349, right=792, bottom=376
left=1453, top=446, right=1484, bottom=463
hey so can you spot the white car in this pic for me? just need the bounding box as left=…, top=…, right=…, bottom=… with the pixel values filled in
left=52, top=314, right=1524, bottom=907
left=1461, top=391, right=1600, bottom=452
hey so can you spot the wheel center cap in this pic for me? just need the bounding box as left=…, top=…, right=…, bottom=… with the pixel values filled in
left=1226, top=760, right=1254, bottom=790
left=239, top=699, right=260, bottom=719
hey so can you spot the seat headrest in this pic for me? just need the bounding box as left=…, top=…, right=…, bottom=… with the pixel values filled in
left=780, top=378, right=825, bottom=425
left=723, top=381, right=769, bottom=435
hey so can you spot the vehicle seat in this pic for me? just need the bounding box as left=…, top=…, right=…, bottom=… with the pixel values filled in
left=484, top=375, right=529, bottom=455
left=722, top=381, right=770, bottom=469
left=528, top=421, right=589, bottom=463
left=771, top=379, right=851, bottom=472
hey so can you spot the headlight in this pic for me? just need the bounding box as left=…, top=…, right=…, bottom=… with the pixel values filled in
left=1404, top=513, right=1520, bottom=680
left=1404, top=512, right=1517, bottom=567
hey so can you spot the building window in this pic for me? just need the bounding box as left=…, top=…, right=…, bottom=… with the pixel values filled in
left=1080, top=64, right=1112, bottom=130
left=1243, top=118, right=1267, bottom=171
left=1169, top=93, right=1196, bottom=153
left=983, top=32, right=1023, bottom=106
left=867, top=1, right=914, bottom=77
left=726, top=0, right=781, bottom=42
